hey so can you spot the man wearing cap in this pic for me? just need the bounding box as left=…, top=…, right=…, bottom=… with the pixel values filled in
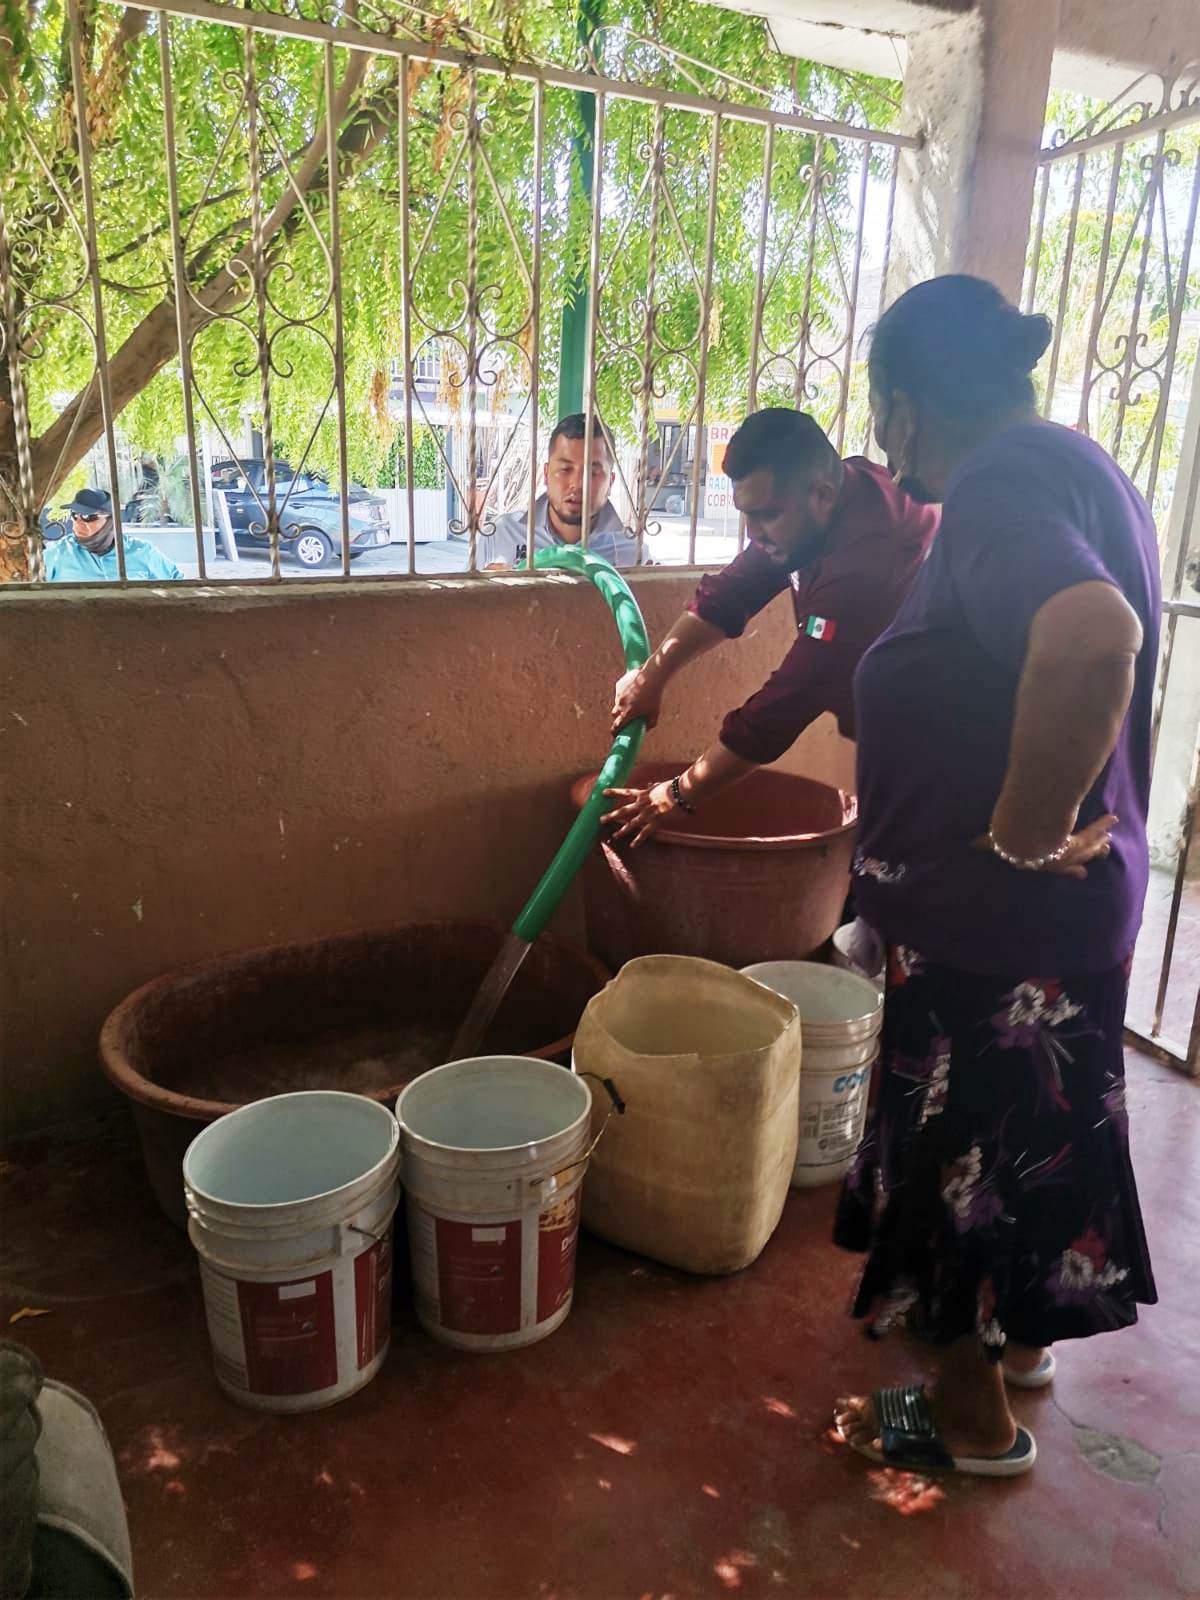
left=44, top=488, right=183, bottom=582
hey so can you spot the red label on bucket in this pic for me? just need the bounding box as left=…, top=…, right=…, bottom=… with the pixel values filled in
left=237, top=1273, right=338, bottom=1397
left=537, top=1191, right=581, bottom=1324
left=354, top=1231, right=393, bottom=1370
left=434, top=1216, right=522, bottom=1335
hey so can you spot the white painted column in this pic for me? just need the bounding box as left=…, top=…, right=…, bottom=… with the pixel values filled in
left=889, top=0, right=1061, bottom=302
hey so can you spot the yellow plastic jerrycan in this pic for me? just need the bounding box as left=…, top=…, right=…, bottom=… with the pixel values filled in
left=572, top=955, right=801, bottom=1274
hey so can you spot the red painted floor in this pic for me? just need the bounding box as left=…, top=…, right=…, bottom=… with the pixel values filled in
left=3, top=1049, right=1197, bottom=1600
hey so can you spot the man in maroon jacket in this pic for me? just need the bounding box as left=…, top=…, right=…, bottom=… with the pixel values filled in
left=605, top=408, right=939, bottom=844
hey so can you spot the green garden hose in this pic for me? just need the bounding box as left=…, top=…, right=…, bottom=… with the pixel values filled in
left=510, top=545, right=650, bottom=943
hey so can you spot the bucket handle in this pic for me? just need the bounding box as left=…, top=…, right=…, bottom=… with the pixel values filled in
left=530, top=1075, right=625, bottom=1192
left=347, top=1222, right=388, bottom=1246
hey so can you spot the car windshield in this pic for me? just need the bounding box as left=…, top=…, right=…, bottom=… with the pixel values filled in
left=301, top=471, right=371, bottom=497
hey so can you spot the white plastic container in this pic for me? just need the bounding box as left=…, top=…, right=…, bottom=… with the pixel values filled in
left=396, top=1057, right=592, bottom=1352
left=184, top=1091, right=400, bottom=1413
left=831, top=920, right=885, bottom=990
left=741, top=962, right=883, bottom=1188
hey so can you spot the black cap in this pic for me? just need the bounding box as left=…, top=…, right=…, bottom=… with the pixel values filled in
left=65, top=487, right=112, bottom=517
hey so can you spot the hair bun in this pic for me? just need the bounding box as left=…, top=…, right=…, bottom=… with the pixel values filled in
left=1012, top=312, right=1052, bottom=371
left=985, top=307, right=1052, bottom=372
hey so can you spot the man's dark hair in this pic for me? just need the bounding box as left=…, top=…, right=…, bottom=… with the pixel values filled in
left=723, top=408, right=843, bottom=488
left=548, top=413, right=614, bottom=461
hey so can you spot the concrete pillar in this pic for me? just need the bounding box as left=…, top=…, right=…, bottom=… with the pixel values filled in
left=889, top=0, right=1060, bottom=302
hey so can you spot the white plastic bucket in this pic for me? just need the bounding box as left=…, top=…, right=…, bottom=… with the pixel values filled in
left=396, top=1057, right=592, bottom=1352
left=831, top=922, right=885, bottom=990
left=741, top=962, right=883, bottom=1188
left=184, top=1091, right=400, bottom=1413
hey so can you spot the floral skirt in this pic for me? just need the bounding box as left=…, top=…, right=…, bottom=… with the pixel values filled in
left=834, top=948, right=1157, bottom=1356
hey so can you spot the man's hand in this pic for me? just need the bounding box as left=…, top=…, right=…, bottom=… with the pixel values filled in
left=602, top=782, right=678, bottom=847
left=610, top=612, right=728, bottom=734
left=612, top=666, right=665, bottom=734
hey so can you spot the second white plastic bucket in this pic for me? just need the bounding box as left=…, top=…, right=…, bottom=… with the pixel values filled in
left=183, top=1091, right=400, bottom=1413
left=396, top=1057, right=592, bottom=1352
left=831, top=922, right=885, bottom=990
left=741, top=962, right=883, bottom=1188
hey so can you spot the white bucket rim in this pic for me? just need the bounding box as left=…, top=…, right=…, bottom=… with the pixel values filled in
left=396, top=1055, right=593, bottom=1159
left=740, top=960, right=883, bottom=1027
left=183, top=1089, right=400, bottom=1217
left=583, top=954, right=799, bottom=1061
left=831, top=922, right=886, bottom=979
left=188, top=1180, right=401, bottom=1263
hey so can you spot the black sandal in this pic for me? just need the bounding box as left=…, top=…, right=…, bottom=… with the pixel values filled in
left=842, top=1384, right=1037, bottom=1478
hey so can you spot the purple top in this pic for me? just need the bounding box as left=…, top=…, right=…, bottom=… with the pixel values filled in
left=853, top=422, right=1161, bottom=976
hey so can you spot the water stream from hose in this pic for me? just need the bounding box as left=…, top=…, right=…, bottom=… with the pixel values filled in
left=448, top=928, right=533, bottom=1062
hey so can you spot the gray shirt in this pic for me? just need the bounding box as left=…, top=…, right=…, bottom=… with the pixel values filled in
left=478, top=493, right=643, bottom=568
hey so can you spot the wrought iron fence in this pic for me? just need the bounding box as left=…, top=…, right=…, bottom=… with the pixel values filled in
left=0, top=0, right=911, bottom=585
left=1024, top=70, right=1200, bottom=1072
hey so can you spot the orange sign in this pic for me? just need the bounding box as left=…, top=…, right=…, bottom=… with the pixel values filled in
left=707, top=420, right=734, bottom=478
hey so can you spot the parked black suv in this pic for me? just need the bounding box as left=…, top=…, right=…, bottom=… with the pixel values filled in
left=210, top=459, right=391, bottom=568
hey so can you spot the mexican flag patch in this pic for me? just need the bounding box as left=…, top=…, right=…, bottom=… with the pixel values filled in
left=804, top=614, right=838, bottom=641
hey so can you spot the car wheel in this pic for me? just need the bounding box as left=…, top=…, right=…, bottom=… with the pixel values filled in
left=292, top=529, right=334, bottom=569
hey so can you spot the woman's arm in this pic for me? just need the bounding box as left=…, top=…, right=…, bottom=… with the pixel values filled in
left=987, top=580, right=1143, bottom=877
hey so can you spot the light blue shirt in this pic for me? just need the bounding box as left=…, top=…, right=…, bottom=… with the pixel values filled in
left=44, top=534, right=183, bottom=583
left=478, top=493, right=644, bottom=569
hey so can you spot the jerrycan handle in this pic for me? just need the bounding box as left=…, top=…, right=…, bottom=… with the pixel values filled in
left=531, top=1075, right=625, bottom=1192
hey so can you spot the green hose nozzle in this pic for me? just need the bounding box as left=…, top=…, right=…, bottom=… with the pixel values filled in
left=510, top=546, right=650, bottom=944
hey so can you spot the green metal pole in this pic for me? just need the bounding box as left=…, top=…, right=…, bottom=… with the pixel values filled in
left=556, top=0, right=602, bottom=419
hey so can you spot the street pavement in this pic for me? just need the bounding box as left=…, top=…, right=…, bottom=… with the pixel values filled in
left=177, top=516, right=742, bottom=581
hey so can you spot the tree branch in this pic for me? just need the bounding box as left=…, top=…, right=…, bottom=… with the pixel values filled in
left=27, top=52, right=393, bottom=501
left=11, top=7, right=150, bottom=271
left=85, top=7, right=150, bottom=139
left=101, top=95, right=439, bottom=269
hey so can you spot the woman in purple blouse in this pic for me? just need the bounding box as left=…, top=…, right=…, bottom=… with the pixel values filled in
left=833, top=276, right=1159, bottom=1478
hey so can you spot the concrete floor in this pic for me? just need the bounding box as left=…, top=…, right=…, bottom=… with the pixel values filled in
left=2, top=1048, right=1197, bottom=1600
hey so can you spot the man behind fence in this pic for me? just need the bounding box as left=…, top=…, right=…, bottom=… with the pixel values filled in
left=479, top=413, right=643, bottom=570
left=44, top=488, right=182, bottom=583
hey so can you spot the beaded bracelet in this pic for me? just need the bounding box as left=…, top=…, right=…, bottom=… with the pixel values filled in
left=986, top=827, right=1072, bottom=872
left=671, top=774, right=696, bottom=815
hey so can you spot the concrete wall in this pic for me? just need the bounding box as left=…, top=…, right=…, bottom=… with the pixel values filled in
left=0, top=574, right=854, bottom=1134
left=890, top=0, right=1060, bottom=302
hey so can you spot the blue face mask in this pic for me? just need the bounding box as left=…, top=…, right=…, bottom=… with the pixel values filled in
left=897, top=470, right=938, bottom=506
left=880, top=403, right=938, bottom=506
